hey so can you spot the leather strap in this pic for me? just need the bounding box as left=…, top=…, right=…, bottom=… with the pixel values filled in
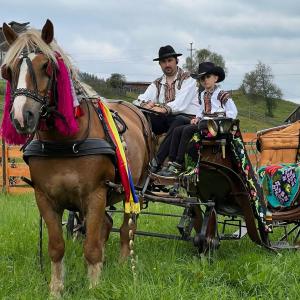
left=23, top=138, right=115, bottom=164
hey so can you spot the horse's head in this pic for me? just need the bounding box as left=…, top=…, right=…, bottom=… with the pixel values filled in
left=1, top=20, right=56, bottom=134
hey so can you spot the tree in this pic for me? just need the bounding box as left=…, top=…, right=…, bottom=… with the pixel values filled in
left=183, top=48, right=227, bottom=74
left=240, top=61, right=283, bottom=117
left=107, top=73, right=126, bottom=89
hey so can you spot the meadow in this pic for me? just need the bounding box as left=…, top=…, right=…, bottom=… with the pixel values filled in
left=0, top=81, right=299, bottom=299
left=1, top=193, right=300, bottom=300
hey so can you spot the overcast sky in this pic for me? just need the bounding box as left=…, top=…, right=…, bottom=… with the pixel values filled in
left=2, top=0, right=300, bottom=103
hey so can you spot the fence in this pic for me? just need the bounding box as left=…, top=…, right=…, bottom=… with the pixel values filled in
left=0, top=133, right=259, bottom=194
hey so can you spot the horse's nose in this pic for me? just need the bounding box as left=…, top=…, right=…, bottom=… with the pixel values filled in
left=24, top=109, right=35, bottom=128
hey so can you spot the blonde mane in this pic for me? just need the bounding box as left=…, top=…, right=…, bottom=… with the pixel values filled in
left=2, top=28, right=75, bottom=75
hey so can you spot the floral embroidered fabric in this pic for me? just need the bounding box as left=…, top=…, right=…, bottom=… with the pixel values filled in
left=258, top=163, right=300, bottom=208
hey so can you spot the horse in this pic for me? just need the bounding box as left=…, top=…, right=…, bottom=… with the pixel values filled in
left=1, top=20, right=151, bottom=297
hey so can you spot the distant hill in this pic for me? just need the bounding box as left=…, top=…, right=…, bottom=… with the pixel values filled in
left=0, top=79, right=298, bottom=132
left=231, top=90, right=298, bottom=132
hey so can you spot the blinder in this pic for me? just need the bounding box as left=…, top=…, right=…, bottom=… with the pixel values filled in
left=46, top=60, right=53, bottom=77
left=1, top=64, right=12, bottom=82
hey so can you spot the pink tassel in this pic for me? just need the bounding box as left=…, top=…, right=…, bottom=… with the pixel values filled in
left=0, top=82, right=27, bottom=145
left=55, top=53, right=79, bottom=136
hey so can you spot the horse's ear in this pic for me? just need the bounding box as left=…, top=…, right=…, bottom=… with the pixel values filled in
left=2, top=23, right=18, bottom=45
left=41, top=19, right=54, bottom=44
left=1, top=64, right=12, bottom=81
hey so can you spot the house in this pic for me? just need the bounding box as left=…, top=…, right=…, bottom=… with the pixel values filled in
left=123, top=81, right=151, bottom=94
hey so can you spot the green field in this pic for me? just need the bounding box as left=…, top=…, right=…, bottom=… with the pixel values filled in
left=1, top=193, right=300, bottom=299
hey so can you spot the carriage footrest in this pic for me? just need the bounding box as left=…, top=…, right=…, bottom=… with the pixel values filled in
left=270, top=241, right=300, bottom=250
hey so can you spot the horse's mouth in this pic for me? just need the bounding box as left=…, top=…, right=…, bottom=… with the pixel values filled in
left=13, top=118, right=39, bottom=135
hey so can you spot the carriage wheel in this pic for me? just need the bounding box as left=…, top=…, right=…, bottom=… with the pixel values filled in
left=193, top=206, right=220, bottom=255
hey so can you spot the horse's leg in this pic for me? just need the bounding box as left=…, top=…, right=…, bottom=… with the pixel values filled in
left=84, top=187, right=109, bottom=288
left=120, top=212, right=137, bottom=260
left=35, top=191, right=65, bottom=297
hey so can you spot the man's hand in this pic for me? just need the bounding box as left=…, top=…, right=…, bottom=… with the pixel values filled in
left=142, top=101, right=155, bottom=109
left=151, top=106, right=168, bottom=114
left=190, top=117, right=199, bottom=125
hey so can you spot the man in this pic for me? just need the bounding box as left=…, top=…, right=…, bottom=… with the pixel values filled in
left=136, top=45, right=200, bottom=172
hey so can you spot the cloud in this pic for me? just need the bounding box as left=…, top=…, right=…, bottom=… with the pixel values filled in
left=1, top=0, right=300, bottom=102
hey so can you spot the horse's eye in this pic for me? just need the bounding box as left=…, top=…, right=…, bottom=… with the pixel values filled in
left=42, top=62, right=48, bottom=69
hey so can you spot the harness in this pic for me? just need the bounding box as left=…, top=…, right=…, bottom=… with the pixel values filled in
left=11, top=49, right=115, bottom=163
left=23, top=138, right=115, bottom=164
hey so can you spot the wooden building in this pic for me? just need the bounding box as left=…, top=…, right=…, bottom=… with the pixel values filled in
left=123, top=81, right=151, bottom=94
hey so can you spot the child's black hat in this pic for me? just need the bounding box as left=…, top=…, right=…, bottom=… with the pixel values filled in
left=191, top=62, right=225, bottom=82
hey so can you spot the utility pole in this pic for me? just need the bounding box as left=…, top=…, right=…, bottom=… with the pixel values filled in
left=188, top=42, right=195, bottom=72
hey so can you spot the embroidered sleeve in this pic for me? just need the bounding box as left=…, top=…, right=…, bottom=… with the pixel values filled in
left=217, top=90, right=238, bottom=119
left=217, top=90, right=231, bottom=106
left=137, top=82, right=158, bottom=103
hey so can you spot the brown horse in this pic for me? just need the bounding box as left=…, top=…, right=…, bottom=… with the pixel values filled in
left=1, top=20, right=151, bottom=297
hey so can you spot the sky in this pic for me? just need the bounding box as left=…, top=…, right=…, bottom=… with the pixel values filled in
left=2, top=0, right=300, bottom=104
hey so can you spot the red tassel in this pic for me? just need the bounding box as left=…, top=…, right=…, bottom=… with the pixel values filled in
left=74, top=106, right=84, bottom=118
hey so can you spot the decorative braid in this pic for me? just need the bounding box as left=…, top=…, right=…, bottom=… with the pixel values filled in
left=128, top=215, right=137, bottom=282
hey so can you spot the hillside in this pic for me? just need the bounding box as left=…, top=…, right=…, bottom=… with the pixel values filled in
left=0, top=79, right=298, bottom=132
left=231, top=90, right=298, bottom=132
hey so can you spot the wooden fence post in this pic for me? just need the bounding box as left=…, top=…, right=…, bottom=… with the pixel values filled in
left=2, top=137, right=7, bottom=193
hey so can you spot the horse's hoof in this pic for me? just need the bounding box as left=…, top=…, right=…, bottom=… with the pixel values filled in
left=87, top=262, right=102, bottom=289
left=49, top=283, right=63, bottom=299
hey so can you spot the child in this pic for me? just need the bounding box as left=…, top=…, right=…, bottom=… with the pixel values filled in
left=158, top=61, right=238, bottom=178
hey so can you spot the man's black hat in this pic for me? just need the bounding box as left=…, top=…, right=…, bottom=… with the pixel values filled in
left=191, top=62, right=225, bottom=83
left=153, top=45, right=182, bottom=61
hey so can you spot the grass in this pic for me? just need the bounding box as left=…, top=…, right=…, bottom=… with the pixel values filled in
left=1, top=193, right=300, bottom=299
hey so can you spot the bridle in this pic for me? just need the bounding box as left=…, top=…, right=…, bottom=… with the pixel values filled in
left=11, top=48, right=56, bottom=118
left=9, top=47, right=92, bottom=151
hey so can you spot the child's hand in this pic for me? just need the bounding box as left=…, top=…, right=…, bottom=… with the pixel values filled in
left=190, top=117, right=199, bottom=125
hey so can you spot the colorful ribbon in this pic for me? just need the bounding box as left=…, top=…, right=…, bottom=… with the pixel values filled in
left=97, top=100, right=140, bottom=214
